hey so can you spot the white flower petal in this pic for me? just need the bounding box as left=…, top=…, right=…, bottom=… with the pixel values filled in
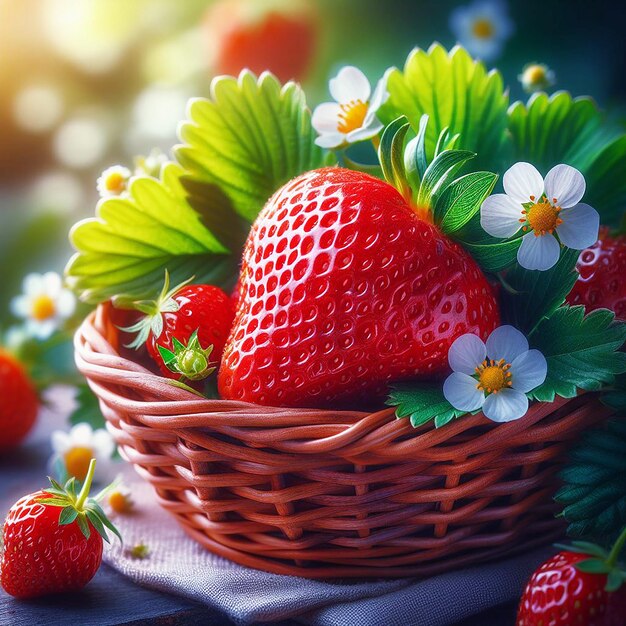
left=346, top=123, right=382, bottom=143
left=56, top=289, right=76, bottom=318
left=443, top=372, right=485, bottom=412
left=511, top=349, right=548, bottom=393
left=23, top=273, right=44, bottom=297
left=503, top=162, right=544, bottom=205
left=517, top=232, right=560, bottom=271
left=465, top=37, right=503, bottom=62
left=486, top=325, right=529, bottom=363
left=449, top=7, right=471, bottom=38
left=42, top=272, right=62, bottom=297
left=448, top=334, right=487, bottom=375
left=31, top=319, right=57, bottom=339
left=556, top=203, right=600, bottom=250
left=10, top=295, right=30, bottom=318
left=315, top=133, right=345, bottom=149
left=480, top=194, right=523, bottom=238
left=544, top=164, right=586, bottom=208
left=329, top=66, right=371, bottom=104
left=92, top=428, right=115, bottom=459
left=311, top=102, right=342, bottom=134
left=70, top=422, right=94, bottom=446
left=51, top=430, right=70, bottom=454
left=483, top=388, right=529, bottom=422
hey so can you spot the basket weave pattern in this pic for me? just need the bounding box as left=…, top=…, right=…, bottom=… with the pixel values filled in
left=74, top=305, right=614, bottom=578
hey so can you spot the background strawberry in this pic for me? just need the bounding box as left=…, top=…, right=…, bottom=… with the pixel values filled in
left=516, top=533, right=626, bottom=626
left=0, top=459, right=120, bottom=599
left=124, top=276, right=235, bottom=382
left=567, top=227, right=626, bottom=320
left=0, top=348, right=39, bottom=452
left=219, top=167, right=500, bottom=408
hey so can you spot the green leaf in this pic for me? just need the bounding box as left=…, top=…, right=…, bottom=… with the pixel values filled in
left=529, top=307, right=626, bottom=402
left=69, top=384, right=105, bottom=430
left=557, top=418, right=626, bottom=542
left=435, top=171, right=498, bottom=234
left=576, top=558, right=612, bottom=574
left=176, top=70, right=332, bottom=223
left=85, top=509, right=110, bottom=544
left=508, top=91, right=626, bottom=226
left=378, top=116, right=412, bottom=199
left=502, top=248, right=580, bottom=335
left=387, top=382, right=466, bottom=428
left=606, top=569, right=625, bottom=592
left=417, top=148, right=475, bottom=206
left=88, top=501, right=123, bottom=543
left=379, top=44, right=510, bottom=172
left=66, top=163, right=234, bottom=304
left=58, top=506, right=79, bottom=526
left=76, top=514, right=91, bottom=539
left=560, top=541, right=609, bottom=559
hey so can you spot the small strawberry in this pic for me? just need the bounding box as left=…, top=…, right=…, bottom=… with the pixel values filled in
left=567, top=227, right=626, bottom=320
left=204, top=0, right=317, bottom=83
left=219, top=165, right=500, bottom=407
left=0, top=348, right=39, bottom=452
left=517, top=530, right=626, bottom=626
left=123, top=273, right=235, bottom=382
left=0, top=459, right=121, bottom=599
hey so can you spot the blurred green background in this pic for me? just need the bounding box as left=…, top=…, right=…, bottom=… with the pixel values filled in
left=1, top=0, right=624, bottom=328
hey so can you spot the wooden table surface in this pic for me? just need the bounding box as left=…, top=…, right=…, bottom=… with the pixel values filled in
left=0, top=398, right=518, bottom=626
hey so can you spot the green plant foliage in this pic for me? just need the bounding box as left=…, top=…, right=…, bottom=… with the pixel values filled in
left=508, top=91, right=626, bottom=226
left=555, top=418, right=626, bottom=541
left=529, top=306, right=626, bottom=402
left=379, top=43, right=510, bottom=172
left=501, top=248, right=580, bottom=335
left=387, top=382, right=467, bottom=428
left=65, top=164, right=235, bottom=304
left=176, top=70, right=332, bottom=223
left=69, top=384, right=105, bottom=429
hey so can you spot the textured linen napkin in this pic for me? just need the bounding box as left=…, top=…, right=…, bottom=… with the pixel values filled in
left=103, top=470, right=554, bottom=626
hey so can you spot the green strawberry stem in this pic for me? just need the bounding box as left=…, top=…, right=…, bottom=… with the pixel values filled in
left=607, top=525, right=626, bottom=568
left=157, top=330, right=216, bottom=381
left=75, top=458, right=96, bottom=511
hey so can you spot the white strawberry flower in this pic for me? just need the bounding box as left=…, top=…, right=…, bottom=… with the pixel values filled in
left=50, top=422, right=115, bottom=483
left=312, top=66, right=388, bottom=149
left=481, top=162, right=600, bottom=271
left=443, top=326, right=547, bottom=423
left=97, top=164, right=131, bottom=198
left=449, top=0, right=514, bottom=62
left=11, top=272, right=76, bottom=339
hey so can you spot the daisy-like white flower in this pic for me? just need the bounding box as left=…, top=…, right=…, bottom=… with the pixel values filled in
left=518, top=63, right=556, bottom=93
left=312, top=66, right=388, bottom=149
left=108, top=483, right=133, bottom=514
left=97, top=164, right=131, bottom=198
left=481, top=162, right=600, bottom=271
left=449, top=0, right=514, bottom=62
left=443, top=326, right=547, bottom=423
left=134, top=148, right=169, bottom=178
left=50, top=422, right=115, bottom=482
left=11, top=272, right=76, bottom=340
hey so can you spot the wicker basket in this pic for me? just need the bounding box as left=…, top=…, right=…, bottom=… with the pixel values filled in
left=74, top=304, right=614, bottom=579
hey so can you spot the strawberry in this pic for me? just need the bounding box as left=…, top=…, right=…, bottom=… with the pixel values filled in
left=204, top=0, right=317, bottom=83
left=0, top=459, right=121, bottom=599
left=0, top=348, right=39, bottom=452
left=219, top=166, right=500, bottom=408
left=516, top=531, right=626, bottom=626
left=567, top=227, right=626, bottom=320
left=123, top=274, right=235, bottom=382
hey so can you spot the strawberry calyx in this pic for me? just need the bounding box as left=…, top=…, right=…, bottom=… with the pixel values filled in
left=555, top=525, right=626, bottom=592
left=36, top=459, right=122, bottom=544
left=378, top=114, right=476, bottom=224
left=118, top=270, right=194, bottom=350
left=157, top=329, right=217, bottom=381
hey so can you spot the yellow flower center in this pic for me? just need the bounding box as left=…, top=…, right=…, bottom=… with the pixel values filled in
left=337, top=100, right=369, bottom=134
left=472, top=18, right=494, bottom=39
left=476, top=359, right=512, bottom=394
left=524, top=65, right=546, bottom=85
left=64, top=446, right=93, bottom=481
left=104, top=172, right=127, bottom=194
left=109, top=491, right=131, bottom=514
left=523, top=201, right=563, bottom=236
left=31, top=294, right=56, bottom=321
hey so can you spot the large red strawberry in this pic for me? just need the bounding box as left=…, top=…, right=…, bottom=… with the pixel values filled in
left=567, top=227, right=626, bottom=320
left=123, top=275, right=235, bottom=382
left=0, top=348, right=39, bottom=452
left=516, top=533, right=626, bottom=626
left=204, top=0, right=317, bottom=83
left=0, top=459, right=120, bottom=599
left=218, top=167, right=500, bottom=408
